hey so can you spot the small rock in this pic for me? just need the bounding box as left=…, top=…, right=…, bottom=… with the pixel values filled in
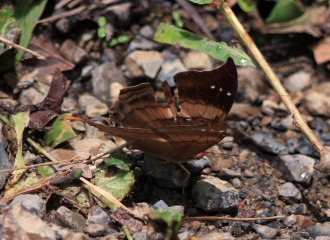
left=91, top=61, right=126, bottom=99
left=243, top=169, right=255, bottom=178
left=251, top=131, right=288, bottom=155
left=48, top=223, right=71, bottom=239
left=221, top=136, right=234, bottom=149
left=178, top=231, right=193, bottom=240
left=186, top=156, right=212, bottom=174
left=11, top=194, right=46, bottom=218
left=278, top=182, right=302, bottom=202
left=283, top=71, right=311, bottom=92
left=63, top=232, right=89, bottom=240
left=284, top=214, right=297, bottom=227
left=237, top=67, right=267, bottom=102
left=87, top=206, right=111, bottom=226
left=276, top=154, right=314, bottom=184
left=157, top=57, right=186, bottom=87
left=153, top=200, right=169, bottom=209
left=84, top=224, right=106, bottom=237
left=191, top=176, right=239, bottom=212
left=304, top=82, right=330, bottom=117
left=307, top=222, right=330, bottom=238
left=228, top=103, right=260, bottom=120
left=110, top=82, right=124, bottom=98
left=128, top=25, right=162, bottom=51
left=315, top=236, right=330, bottom=240
left=60, top=39, right=88, bottom=64
left=133, top=232, right=148, bottom=240
left=78, top=93, right=109, bottom=117
left=254, top=224, right=279, bottom=239
left=218, top=168, right=241, bottom=179
left=61, top=97, right=77, bottom=112
left=295, top=215, right=315, bottom=228
left=125, top=50, right=163, bottom=79
left=0, top=142, right=11, bottom=189
left=19, top=74, right=51, bottom=105
left=199, top=232, right=235, bottom=240
left=169, top=206, right=185, bottom=217
left=56, top=206, right=87, bottom=230
left=183, top=50, right=213, bottom=70
left=230, top=178, right=243, bottom=189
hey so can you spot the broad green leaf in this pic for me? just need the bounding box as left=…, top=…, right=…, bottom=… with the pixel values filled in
left=237, top=0, right=257, bottom=12
left=15, top=0, right=48, bottom=60
left=37, top=165, right=56, bottom=177
left=43, top=114, right=76, bottom=148
left=154, top=23, right=255, bottom=67
left=104, top=154, right=130, bottom=171
left=265, top=0, right=304, bottom=24
left=92, top=162, right=135, bottom=210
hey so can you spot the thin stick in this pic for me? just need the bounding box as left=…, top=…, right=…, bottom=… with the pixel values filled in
left=217, top=3, right=324, bottom=156
left=0, top=36, right=45, bottom=60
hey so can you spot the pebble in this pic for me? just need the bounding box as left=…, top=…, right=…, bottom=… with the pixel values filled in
left=127, top=25, right=162, bottom=52
left=152, top=200, right=169, bottom=209
left=307, top=222, right=330, bottom=238
left=0, top=142, right=11, bottom=189
left=83, top=223, right=106, bottom=237
left=11, top=194, right=46, bottom=218
left=283, top=71, right=311, bottom=92
left=303, top=82, right=330, bottom=117
left=48, top=223, right=71, bottom=239
left=125, top=50, right=164, bottom=79
left=251, top=131, right=288, bottom=155
left=157, top=48, right=186, bottom=87
left=228, top=103, right=260, bottom=120
left=87, top=206, right=111, bottom=227
left=278, top=182, right=302, bottom=202
left=295, top=215, right=315, bottom=228
left=178, top=231, right=193, bottom=240
left=63, top=232, right=89, bottom=240
left=218, top=168, right=241, bottom=179
left=133, top=232, right=148, bottom=240
left=237, top=67, right=267, bottom=102
left=199, top=232, right=235, bottom=240
left=91, top=61, right=126, bottom=99
left=59, top=39, right=88, bottom=64
left=183, top=50, right=213, bottom=70
left=186, top=156, right=212, bottom=174
left=56, top=206, right=87, bottom=230
left=254, top=224, right=279, bottom=239
left=275, top=154, right=314, bottom=184
left=78, top=93, right=109, bottom=117
left=191, top=176, right=239, bottom=212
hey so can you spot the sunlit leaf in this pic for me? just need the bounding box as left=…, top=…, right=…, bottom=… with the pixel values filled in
left=154, top=23, right=255, bottom=67
left=265, top=0, right=304, bottom=24
left=43, top=114, right=76, bottom=148
left=237, top=0, right=257, bottom=12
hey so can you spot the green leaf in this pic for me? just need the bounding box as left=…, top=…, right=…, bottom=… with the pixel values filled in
left=92, top=163, right=135, bottom=210
left=97, top=16, right=107, bottom=27
left=172, top=10, right=184, bottom=28
left=15, top=0, right=48, bottom=60
left=37, top=165, right=56, bottom=177
left=265, top=0, right=304, bottom=24
left=154, top=23, right=255, bottom=67
left=104, top=153, right=130, bottom=171
left=43, top=114, right=76, bottom=148
left=237, top=0, right=257, bottom=12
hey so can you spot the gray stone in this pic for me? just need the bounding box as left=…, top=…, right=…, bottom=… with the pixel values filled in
left=133, top=232, right=148, bottom=240
left=307, top=222, right=330, bottom=238
left=191, top=176, right=239, bottom=212
left=87, top=206, right=111, bottom=226
left=186, top=156, right=212, bottom=174
left=304, top=82, right=330, bottom=117
left=178, top=231, right=193, bottom=240
left=276, top=154, right=314, bottom=183
left=125, top=50, right=163, bottom=79
left=283, top=214, right=297, bottom=227
left=0, top=141, right=11, bottom=189
left=251, top=131, right=288, bottom=155
left=91, top=61, right=126, bottom=100
left=219, top=168, right=241, bottom=179
left=78, top=93, right=108, bottom=117
left=183, top=50, right=213, bottom=70
left=84, top=224, right=106, bottom=237
left=254, top=224, right=279, bottom=239
left=56, top=206, right=87, bottom=230
left=11, top=194, right=46, bottom=218
left=59, top=39, right=88, bottom=64
left=278, top=182, right=302, bottom=201
left=199, top=232, right=235, bottom=240
left=128, top=25, right=162, bottom=52
left=283, top=71, right=311, bottom=92
left=153, top=200, right=169, bottom=209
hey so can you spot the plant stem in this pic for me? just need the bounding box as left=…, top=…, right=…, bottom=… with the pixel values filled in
left=218, top=2, right=324, bottom=156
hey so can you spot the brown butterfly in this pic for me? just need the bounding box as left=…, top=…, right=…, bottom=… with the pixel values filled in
left=72, top=58, right=237, bottom=163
